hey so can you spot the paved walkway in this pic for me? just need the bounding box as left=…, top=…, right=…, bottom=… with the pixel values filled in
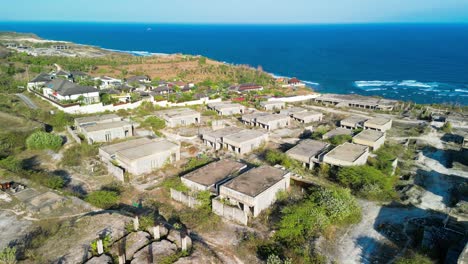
left=16, top=93, right=38, bottom=109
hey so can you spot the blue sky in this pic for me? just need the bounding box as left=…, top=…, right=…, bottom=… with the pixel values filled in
left=2, top=0, right=468, bottom=23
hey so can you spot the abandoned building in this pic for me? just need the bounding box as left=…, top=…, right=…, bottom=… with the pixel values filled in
left=322, top=127, right=353, bottom=140
left=340, top=116, right=368, bottom=130
left=260, top=101, right=286, bottom=111
left=323, top=143, right=369, bottom=167
left=255, top=114, right=290, bottom=131
left=156, top=108, right=201, bottom=128
left=99, top=137, right=180, bottom=175
left=291, top=111, right=323, bottom=123
left=241, top=112, right=269, bottom=126
left=75, top=114, right=134, bottom=143
left=353, top=129, right=386, bottom=150
left=280, top=107, right=307, bottom=116
left=213, top=165, right=291, bottom=224
left=286, top=139, right=330, bottom=169
left=207, top=102, right=245, bottom=116
left=181, top=160, right=247, bottom=194
left=314, top=93, right=398, bottom=111
left=202, top=127, right=243, bottom=150
left=364, top=117, right=393, bottom=132
left=223, top=130, right=268, bottom=155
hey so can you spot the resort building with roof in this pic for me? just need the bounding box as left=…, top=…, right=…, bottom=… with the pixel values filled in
left=75, top=114, right=135, bottom=143
left=222, top=130, right=268, bottom=155
left=99, top=137, right=180, bottom=175
left=27, top=73, right=54, bottom=89
left=323, top=143, right=369, bottom=167
left=241, top=112, right=269, bottom=126
left=322, top=127, right=353, bottom=140
left=41, top=79, right=100, bottom=104
left=260, top=101, right=286, bottom=111
left=364, top=117, right=393, bottom=132
left=340, top=116, right=368, bottom=130
left=286, top=139, right=330, bottom=169
left=314, top=94, right=398, bottom=111
left=156, top=108, right=201, bottom=128
left=291, top=111, right=323, bottom=123
left=353, top=130, right=386, bottom=150
left=255, top=114, right=290, bottom=131
left=181, top=160, right=247, bottom=194
left=280, top=107, right=307, bottom=116
left=213, top=165, right=290, bottom=224
left=202, top=127, right=244, bottom=150
left=207, top=102, right=245, bottom=116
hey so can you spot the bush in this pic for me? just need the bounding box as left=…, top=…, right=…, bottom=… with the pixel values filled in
left=141, top=116, right=166, bottom=131
left=61, top=143, right=98, bottom=167
left=26, top=131, right=62, bottom=151
left=0, top=246, right=17, bottom=264
left=0, top=156, right=23, bottom=173
left=85, top=190, right=120, bottom=209
left=336, top=165, right=396, bottom=200
left=160, top=177, right=190, bottom=193
left=441, top=121, right=452, bottom=133
left=275, top=187, right=361, bottom=246
left=183, top=155, right=213, bottom=173
left=328, top=134, right=352, bottom=145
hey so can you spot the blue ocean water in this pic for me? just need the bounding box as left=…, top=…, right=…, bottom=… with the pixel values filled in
left=0, top=22, right=467, bottom=105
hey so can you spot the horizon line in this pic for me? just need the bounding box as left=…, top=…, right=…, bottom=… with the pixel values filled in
left=1, top=20, right=468, bottom=26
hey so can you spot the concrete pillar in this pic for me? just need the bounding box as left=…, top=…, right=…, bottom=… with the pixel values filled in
left=97, top=239, right=104, bottom=255
left=118, top=254, right=126, bottom=264
left=182, top=236, right=188, bottom=251
left=133, top=216, right=139, bottom=231
left=153, top=225, right=161, bottom=239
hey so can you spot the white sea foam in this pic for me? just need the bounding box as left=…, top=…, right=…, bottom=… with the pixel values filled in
left=355, top=81, right=397, bottom=87
left=103, top=48, right=169, bottom=57
left=455, top=89, right=468, bottom=93
left=397, top=80, right=436, bottom=88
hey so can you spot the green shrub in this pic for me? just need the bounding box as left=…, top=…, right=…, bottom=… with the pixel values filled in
left=395, top=253, right=433, bottom=264
left=26, top=131, right=62, bottom=151
left=160, top=177, right=190, bottom=193
left=328, top=134, right=352, bottom=146
left=85, top=190, right=120, bottom=209
left=141, top=116, right=166, bottom=131
left=0, top=156, right=23, bottom=173
left=183, top=155, right=213, bottom=173
left=0, top=246, right=16, bottom=264
left=61, top=143, right=98, bottom=167
left=336, top=165, right=396, bottom=200
left=441, top=121, right=452, bottom=133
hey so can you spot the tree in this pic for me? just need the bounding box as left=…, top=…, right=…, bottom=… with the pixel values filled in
left=26, top=131, right=63, bottom=151
left=441, top=121, right=452, bottom=133
left=85, top=190, right=120, bottom=209
left=142, top=116, right=166, bottom=131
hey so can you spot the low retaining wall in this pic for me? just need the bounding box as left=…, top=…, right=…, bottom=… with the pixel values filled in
left=212, top=198, right=248, bottom=225
left=66, top=126, right=82, bottom=144
left=170, top=189, right=201, bottom=208
left=102, top=159, right=125, bottom=182
left=268, top=94, right=321, bottom=103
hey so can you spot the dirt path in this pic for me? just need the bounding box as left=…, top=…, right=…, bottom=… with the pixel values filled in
left=16, top=93, right=38, bottom=109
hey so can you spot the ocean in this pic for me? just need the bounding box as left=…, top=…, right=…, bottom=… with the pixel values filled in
left=1, top=22, right=467, bottom=105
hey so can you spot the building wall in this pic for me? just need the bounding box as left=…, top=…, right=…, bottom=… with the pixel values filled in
left=170, top=189, right=201, bottom=208
left=212, top=198, right=248, bottom=225
left=165, top=114, right=201, bottom=128
left=181, top=178, right=209, bottom=192
left=365, top=120, right=392, bottom=132
left=84, top=124, right=133, bottom=143
left=223, top=135, right=268, bottom=155
left=125, top=147, right=180, bottom=175
left=296, top=113, right=323, bottom=123
left=262, top=103, right=285, bottom=111
left=251, top=174, right=290, bottom=217
left=323, top=151, right=369, bottom=167
left=353, top=135, right=386, bottom=151
left=258, top=118, right=290, bottom=130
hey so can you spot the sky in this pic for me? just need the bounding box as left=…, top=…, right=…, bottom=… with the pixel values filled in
left=1, top=0, right=468, bottom=24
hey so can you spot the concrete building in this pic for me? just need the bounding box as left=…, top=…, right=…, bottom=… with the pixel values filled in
left=255, top=114, right=290, bottom=131
left=156, top=108, right=201, bottom=128
left=286, top=140, right=330, bottom=169
left=280, top=107, right=307, bottom=116
left=353, top=130, right=386, bottom=150
left=181, top=160, right=247, bottom=194
left=217, top=165, right=290, bottom=218
left=260, top=101, right=286, bottom=111
left=291, top=111, right=323, bottom=123
left=241, top=112, right=269, bottom=126
left=323, top=143, right=369, bottom=167
left=223, top=130, right=268, bottom=155
left=364, top=117, right=393, bottom=132
left=95, top=76, right=122, bottom=89
left=202, top=127, right=243, bottom=150
left=75, top=114, right=134, bottom=143
left=322, top=127, right=353, bottom=140
left=99, top=137, right=180, bottom=175
left=314, top=93, right=398, bottom=111
left=207, top=102, right=245, bottom=116
left=341, top=116, right=368, bottom=130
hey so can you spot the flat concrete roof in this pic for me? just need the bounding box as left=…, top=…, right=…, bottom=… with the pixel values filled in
left=323, top=128, right=353, bottom=138
left=101, top=137, right=178, bottom=161
left=286, top=139, right=329, bottom=159
left=223, top=130, right=267, bottom=144
left=182, top=160, right=246, bottom=187
left=75, top=114, right=120, bottom=125
left=156, top=108, right=200, bottom=119
left=203, top=126, right=243, bottom=140
left=82, top=120, right=132, bottom=132
left=341, top=116, right=368, bottom=125
left=324, top=143, right=368, bottom=163
left=292, top=111, right=322, bottom=119
left=353, top=129, right=385, bottom=142
left=280, top=107, right=307, bottom=115
left=365, top=117, right=392, bottom=126
left=256, top=114, right=289, bottom=123
left=242, top=112, right=269, bottom=122
left=223, top=165, right=287, bottom=197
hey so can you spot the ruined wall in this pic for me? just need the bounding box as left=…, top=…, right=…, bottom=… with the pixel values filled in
left=212, top=198, right=248, bottom=225
left=170, top=189, right=201, bottom=208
